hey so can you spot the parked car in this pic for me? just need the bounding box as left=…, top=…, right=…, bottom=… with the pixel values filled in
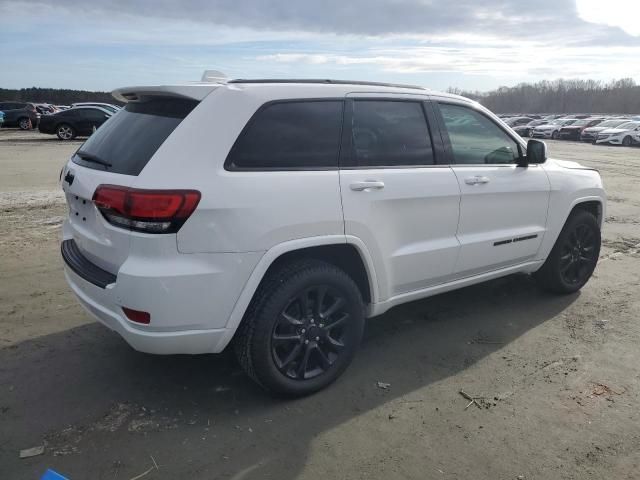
left=0, top=111, right=4, bottom=128
left=35, top=103, right=56, bottom=115
left=0, top=101, right=39, bottom=129
left=504, top=116, right=534, bottom=127
left=594, top=121, right=640, bottom=146
left=579, top=118, right=628, bottom=143
left=38, top=106, right=112, bottom=140
left=530, top=118, right=577, bottom=139
left=71, top=102, right=121, bottom=114
left=513, top=119, right=547, bottom=137
left=59, top=77, right=605, bottom=396
left=558, top=118, right=604, bottom=141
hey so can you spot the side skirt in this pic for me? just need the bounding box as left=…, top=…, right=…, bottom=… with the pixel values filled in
left=366, top=260, right=544, bottom=318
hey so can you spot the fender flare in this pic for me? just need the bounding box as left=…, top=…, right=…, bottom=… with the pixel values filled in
left=565, top=195, right=605, bottom=228
left=216, top=235, right=379, bottom=349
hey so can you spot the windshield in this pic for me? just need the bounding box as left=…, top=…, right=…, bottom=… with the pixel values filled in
left=598, top=119, right=626, bottom=128
left=615, top=121, right=640, bottom=130
left=72, top=98, right=199, bottom=175
left=571, top=120, right=590, bottom=127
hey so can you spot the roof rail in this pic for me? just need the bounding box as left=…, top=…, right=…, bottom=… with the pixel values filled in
left=228, top=79, right=427, bottom=90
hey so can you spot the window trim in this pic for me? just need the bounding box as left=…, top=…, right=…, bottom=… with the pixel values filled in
left=224, top=98, right=346, bottom=172
left=339, top=98, right=442, bottom=170
left=434, top=100, right=527, bottom=167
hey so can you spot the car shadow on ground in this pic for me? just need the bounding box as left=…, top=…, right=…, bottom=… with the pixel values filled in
left=0, top=273, right=578, bottom=479
left=0, top=136, right=85, bottom=144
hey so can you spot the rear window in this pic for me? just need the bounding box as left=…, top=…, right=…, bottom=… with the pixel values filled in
left=73, top=98, right=198, bottom=175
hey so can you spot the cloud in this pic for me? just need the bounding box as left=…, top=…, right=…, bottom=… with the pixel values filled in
left=1, top=0, right=639, bottom=90
left=4, top=0, right=638, bottom=44
left=258, top=44, right=640, bottom=79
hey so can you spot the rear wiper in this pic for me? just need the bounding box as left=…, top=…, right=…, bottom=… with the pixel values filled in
left=76, top=150, right=112, bottom=168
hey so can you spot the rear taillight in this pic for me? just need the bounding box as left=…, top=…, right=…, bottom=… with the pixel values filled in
left=93, top=185, right=200, bottom=234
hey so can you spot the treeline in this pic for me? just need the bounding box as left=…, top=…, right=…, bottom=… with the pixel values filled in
left=448, top=78, right=640, bottom=114
left=3, top=80, right=639, bottom=113
left=0, top=87, right=123, bottom=106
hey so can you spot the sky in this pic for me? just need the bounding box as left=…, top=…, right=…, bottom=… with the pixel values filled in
left=1, top=0, right=639, bottom=92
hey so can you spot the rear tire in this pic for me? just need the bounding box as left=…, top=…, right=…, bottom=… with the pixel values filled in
left=534, top=210, right=601, bottom=294
left=18, top=117, right=31, bottom=130
left=56, top=124, right=76, bottom=140
left=235, top=259, right=365, bottom=396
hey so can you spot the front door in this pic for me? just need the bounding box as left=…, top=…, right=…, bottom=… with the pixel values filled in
left=339, top=97, right=461, bottom=301
left=434, top=101, right=551, bottom=277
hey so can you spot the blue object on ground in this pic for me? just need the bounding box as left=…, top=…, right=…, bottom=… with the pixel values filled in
left=41, top=469, right=70, bottom=480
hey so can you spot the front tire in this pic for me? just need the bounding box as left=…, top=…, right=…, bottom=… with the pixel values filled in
left=235, top=259, right=365, bottom=396
left=534, top=210, right=601, bottom=294
left=551, top=131, right=559, bottom=140
left=622, top=136, right=632, bottom=147
left=56, top=124, right=76, bottom=140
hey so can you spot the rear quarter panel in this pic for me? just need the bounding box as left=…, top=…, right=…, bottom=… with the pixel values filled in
left=133, top=85, right=346, bottom=254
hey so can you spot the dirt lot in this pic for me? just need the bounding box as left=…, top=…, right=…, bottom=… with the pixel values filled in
left=1, top=129, right=639, bottom=479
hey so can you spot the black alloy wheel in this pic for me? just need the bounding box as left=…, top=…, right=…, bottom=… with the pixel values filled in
left=534, top=210, right=601, bottom=294
left=235, top=259, right=365, bottom=396
left=557, top=223, right=599, bottom=287
left=271, top=286, right=349, bottom=380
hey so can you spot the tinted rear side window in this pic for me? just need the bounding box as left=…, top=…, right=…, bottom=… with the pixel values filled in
left=226, top=101, right=344, bottom=169
left=73, top=98, right=198, bottom=175
left=350, top=100, right=434, bottom=167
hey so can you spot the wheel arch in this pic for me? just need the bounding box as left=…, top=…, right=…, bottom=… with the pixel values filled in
left=219, top=236, right=378, bottom=350
left=569, top=199, right=604, bottom=227
left=536, top=193, right=605, bottom=266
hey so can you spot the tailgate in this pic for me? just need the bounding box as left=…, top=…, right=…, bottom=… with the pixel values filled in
left=62, top=162, right=135, bottom=274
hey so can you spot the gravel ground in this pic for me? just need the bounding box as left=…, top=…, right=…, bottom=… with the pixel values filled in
left=1, top=129, right=639, bottom=479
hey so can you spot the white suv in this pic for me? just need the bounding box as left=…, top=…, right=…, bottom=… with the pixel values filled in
left=60, top=78, right=605, bottom=396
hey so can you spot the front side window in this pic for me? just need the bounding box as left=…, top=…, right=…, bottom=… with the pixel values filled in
left=438, top=103, right=520, bottom=165
left=351, top=100, right=434, bottom=167
left=227, top=101, right=343, bottom=169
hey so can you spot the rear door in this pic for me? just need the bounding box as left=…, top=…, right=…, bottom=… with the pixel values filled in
left=62, top=97, right=199, bottom=274
left=433, top=100, right=550, bottom=276
left=339, top=96, right=460, bottom=301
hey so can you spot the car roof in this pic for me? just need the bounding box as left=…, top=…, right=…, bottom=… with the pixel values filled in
left=112, top=78, right=471, bottom=104
left=68, top=106, right=113, bottom=114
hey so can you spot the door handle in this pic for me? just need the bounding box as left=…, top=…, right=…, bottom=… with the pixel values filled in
left=350, top=180, right=385, bottom=191
left=464, top=176, right=490, bottom=185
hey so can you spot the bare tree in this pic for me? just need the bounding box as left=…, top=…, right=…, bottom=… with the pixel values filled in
left=452, top=78, right=640, bottom=114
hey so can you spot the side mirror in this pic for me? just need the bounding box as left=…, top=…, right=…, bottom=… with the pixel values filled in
left=524, top=139, right=547, bottom=165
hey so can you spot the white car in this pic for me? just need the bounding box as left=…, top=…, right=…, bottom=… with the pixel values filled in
left=530, top=118, right=578, bottom=139
left=60, top=76, right=605, bottom=395
left=71, top=102, right=121, bottom=114
left=594, top=121, right=640, bottom=146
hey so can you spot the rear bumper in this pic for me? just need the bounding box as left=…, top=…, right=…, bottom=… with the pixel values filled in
left=61, top=237, right=262, bottom=354
left=64, top=267, right=230, bottom=354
